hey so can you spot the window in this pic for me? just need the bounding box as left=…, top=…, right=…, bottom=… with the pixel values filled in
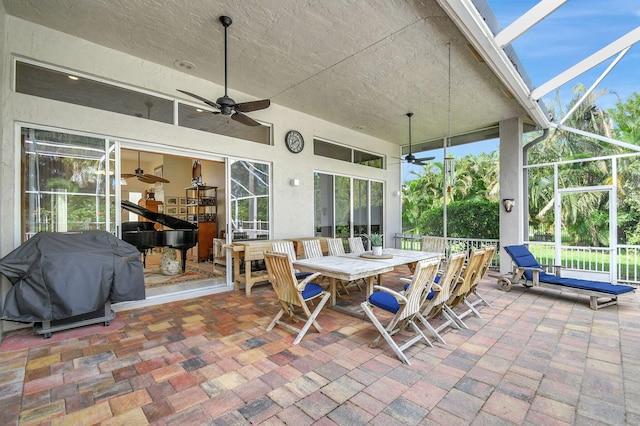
left=16, top=61, right=173, bottom=124
left=313, top=138, right=383, bottom=169
left=15, top=60, right=272, bottom=145
left=314, top=172, right=384, bottom=241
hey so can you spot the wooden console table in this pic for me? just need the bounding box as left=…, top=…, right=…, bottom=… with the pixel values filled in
left=228, top=239, right=289, bottom=295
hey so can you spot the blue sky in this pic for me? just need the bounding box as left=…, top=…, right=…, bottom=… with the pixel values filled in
left=403, top=0, right=640, bottom=182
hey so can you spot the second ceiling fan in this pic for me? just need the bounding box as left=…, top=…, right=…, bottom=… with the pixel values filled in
left=402, top=112, right=434, bottom=166
left=178, top=16, right=270, bottom=127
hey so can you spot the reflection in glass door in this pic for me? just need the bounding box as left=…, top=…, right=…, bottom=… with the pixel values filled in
left=21, top=127, right=116, bottom=242
left=228, top=160, right=271, bottom=242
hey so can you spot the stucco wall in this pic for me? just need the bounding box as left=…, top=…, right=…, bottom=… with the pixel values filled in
left=0, top=14, right=403, bottom=333
left=1, top=14, right=402, bottom=243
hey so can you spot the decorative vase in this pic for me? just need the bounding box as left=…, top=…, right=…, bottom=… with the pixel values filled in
left=372, top=246, right=383, bottom=256
left=161, top=260, right=181, bottom=276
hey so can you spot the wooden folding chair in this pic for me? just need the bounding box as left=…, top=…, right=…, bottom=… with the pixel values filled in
left=302, top=239, right=324, bottom=259
left=348, top=237, right=366, bottom=254
left=445, top=248, right=486, bottom=327
left=420, top=236, right=446, bottom=255
left=465, top=245, right=496, bottom=310
left=271, top=241, right=313, bottom=280
left=327, top=237, right=363, bottom=293
left=263, top=251, right=330, bottom=345
left=416, top=251, right=466, bottom=344
left=360, top=257, right=440, bottom=364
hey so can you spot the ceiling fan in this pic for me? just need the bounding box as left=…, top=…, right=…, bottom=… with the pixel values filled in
left=402, top=112, right=434, bottom=166
left=121, top=152, right=170, bottom=184
left=178, top=16, right=270, bottom=127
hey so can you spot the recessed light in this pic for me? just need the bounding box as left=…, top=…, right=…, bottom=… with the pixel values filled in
left=174, top=60, right=196, bottom=71
left=68, top=75, right=79, bottom=80
left=195, top=108, right=203, bottom=113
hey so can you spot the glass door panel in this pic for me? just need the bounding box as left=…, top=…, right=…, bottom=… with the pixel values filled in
left=21, top=127, right=116, bottom=242
left=229, top=159, right=270, bottom=242
left=314, top=172, right=334, bottom=237
left=334, top=176, right=351, bottom=239
left=353, top=179, right=368, bottom=238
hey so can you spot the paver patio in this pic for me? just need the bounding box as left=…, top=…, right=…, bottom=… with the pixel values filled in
left=0, top=269, right=638, bottom=425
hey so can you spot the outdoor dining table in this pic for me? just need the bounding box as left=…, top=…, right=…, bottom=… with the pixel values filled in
left=293, top=248, right=442, bottom=307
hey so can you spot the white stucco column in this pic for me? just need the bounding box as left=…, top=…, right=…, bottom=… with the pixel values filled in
left=499, top=117, right=524, bottom=274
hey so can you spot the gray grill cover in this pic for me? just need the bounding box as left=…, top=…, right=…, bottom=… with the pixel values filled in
left=0, top=231, right=145, bottom=322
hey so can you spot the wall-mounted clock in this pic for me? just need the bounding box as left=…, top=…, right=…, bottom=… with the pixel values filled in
left=285, top=130, right=304, bottom=154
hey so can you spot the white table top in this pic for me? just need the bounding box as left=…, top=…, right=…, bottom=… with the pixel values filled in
left=294, top=248, right=441, bottom=280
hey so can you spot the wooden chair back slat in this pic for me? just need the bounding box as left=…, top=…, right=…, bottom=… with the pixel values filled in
left=327, top=238, right=345, bottom=256
left=348, top=237, right=366, bottom=254
left=302, top=239, right=324, bottom=259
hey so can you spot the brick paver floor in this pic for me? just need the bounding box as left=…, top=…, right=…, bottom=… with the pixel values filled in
left=1, top=269, right=638, bottom=425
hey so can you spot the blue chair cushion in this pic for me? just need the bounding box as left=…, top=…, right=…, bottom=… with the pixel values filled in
left=295, top=271, right=314, bottom=280
left=301, top=282, right=324, bottom=299
left=504, top=245, right=543, bottom=281
left=538, top=273, right=635, bottom=295
left=403, top=275, right=439, bottom=297
left=368, top=291, right=400, bottom=314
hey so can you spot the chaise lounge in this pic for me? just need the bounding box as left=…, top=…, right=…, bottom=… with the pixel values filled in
left=499, top=245, right=635, bottom=310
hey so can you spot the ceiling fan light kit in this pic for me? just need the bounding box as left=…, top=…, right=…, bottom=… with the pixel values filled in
left=177, top=16, right=270, bottom=127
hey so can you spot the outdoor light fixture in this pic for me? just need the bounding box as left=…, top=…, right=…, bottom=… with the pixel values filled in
left=502, top=198, right=515, bottom=213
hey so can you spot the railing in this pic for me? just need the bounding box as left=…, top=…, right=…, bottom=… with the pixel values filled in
left=394, top=233, right=640, bottom=286
left=528, top=242, right=640, bottom=285
left=393, top=234, right=500, bottom=268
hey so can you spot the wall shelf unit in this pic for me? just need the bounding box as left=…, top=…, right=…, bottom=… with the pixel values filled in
left=186, top=185, right=217, bottom=262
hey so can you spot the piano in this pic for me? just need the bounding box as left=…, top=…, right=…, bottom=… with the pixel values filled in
left=121, top=200, right=198, bottom=273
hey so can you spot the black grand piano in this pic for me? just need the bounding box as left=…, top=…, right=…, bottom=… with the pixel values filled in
left=121, top=200, right=198, bottom=273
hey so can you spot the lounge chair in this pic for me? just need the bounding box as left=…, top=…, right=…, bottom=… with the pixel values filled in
left=500, top=245, right=635, bottom=310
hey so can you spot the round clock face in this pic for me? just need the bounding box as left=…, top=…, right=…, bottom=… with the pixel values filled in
left=285, top=130, right=304, bottom=153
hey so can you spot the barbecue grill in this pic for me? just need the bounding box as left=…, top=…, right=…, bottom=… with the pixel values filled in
left=0, top=231, right=145, bottom=337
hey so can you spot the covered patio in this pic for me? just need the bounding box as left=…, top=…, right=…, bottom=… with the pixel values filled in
left=1, top=271, right=639, bottom=425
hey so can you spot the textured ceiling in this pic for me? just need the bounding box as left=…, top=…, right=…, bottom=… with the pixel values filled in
left=3, top=0, right=528, bottom=149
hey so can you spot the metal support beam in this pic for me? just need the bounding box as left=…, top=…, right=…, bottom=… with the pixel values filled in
left=531, top=26, right=640, bottom=100
left=438, top=0, right=550, bottom=129
left=495, top=0, right=568, bottom=48
left=550, top=123, right=640, bottom=152
left=559, top=47, right=631, bottom=125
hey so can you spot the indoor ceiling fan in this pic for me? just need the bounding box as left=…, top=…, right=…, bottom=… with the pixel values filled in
left=402, top=112, right=434, bottom=166
left=121, top=152, right=170, bottom=184
left=178, top=16, right=270, bottom=127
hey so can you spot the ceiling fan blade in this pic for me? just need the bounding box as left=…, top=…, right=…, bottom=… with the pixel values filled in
left=137, top=175, right=157, bottom=184
left=232, top=111, right=262, bottom=126
left=177, top=90, right=220, bottom=109
left=121, top=173, right=136, bottom=178
left=235, top=99, right=271, bottom=113
left=414, top=156, right=435, bottom=162
left=143, top=174, right=170, bottom=183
